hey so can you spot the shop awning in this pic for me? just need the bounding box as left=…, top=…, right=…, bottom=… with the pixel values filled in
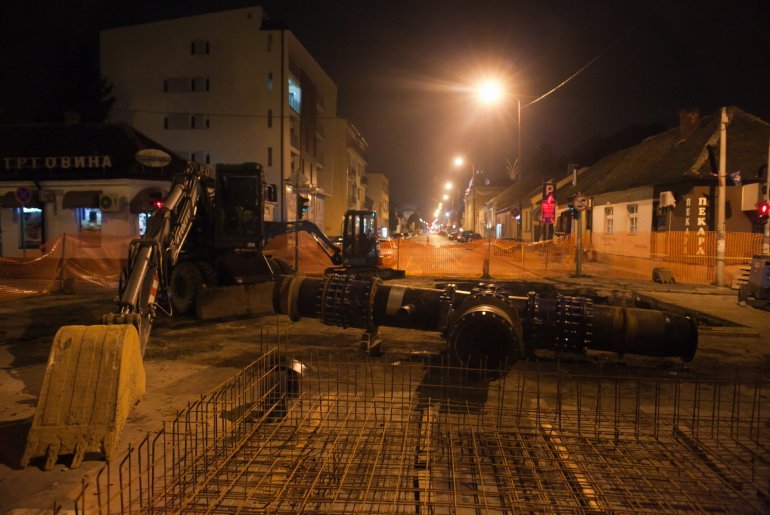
left=130, top=187, right=166, bottom=214
left=1, top=190, right=41, bottom=208
left=62, top=190, right=100, bottom=209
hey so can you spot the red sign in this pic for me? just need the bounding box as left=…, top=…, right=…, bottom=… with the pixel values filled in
left=541, top=194, right=556, bottom=224
left=15, top=187, right=32, bottom=205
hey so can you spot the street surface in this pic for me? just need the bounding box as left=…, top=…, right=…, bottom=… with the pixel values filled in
left=1, top=273, right=769, bottom=511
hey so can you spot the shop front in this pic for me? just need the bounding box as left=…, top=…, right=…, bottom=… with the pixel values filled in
left=0, top=123, right=187, bottom=258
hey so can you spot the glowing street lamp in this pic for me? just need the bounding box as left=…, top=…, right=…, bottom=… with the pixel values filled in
left=475, top=79, right=504, bottom=105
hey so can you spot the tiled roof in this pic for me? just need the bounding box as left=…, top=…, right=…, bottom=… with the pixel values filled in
left=558, top=106, right=770, bottom=199
left=0, top=122, right=188, bottom=178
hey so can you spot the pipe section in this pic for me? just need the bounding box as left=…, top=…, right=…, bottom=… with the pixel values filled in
left=273, top=275, right=699, bottom=366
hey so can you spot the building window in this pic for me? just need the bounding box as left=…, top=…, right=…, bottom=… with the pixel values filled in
left=191, top=39, right=210, bottom=55
left=164, top=77, right=190, bottom=93
left=627, top=204, right=639, bottom=233
left=191, top=151, right=210, bottom=164
left=267, top=72, right=273, bottom=90
left=268, top=109, right=273, bottom=128
left=18, top=207, right=44, bottom=249
left=191, top=77, right=210, bottom=92
left=77, top=207, right=101, bottom=247
left=267, top=147, right=273, bottom=167
left=191, top=114, right=210, bottom=130
left=288, top=77, right=302, bottom=113
left=267, top=34, right=273, bottom=52
left=165, top=113, right=209, bottom=130
left=604, top=206, right=614, bottom=234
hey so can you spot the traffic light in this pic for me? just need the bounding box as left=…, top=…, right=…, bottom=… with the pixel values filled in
left=297, top=195, right=310, bottom=219
left=759, top=201, right=770, bottom=221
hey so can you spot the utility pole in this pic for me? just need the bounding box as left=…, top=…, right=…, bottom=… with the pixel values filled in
left=716, top=107, right=728, bottom=287
left=763, top=135, right=770, bottom=255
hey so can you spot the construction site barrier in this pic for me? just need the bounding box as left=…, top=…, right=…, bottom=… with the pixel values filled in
left=0, top=231, right=763, bottom=303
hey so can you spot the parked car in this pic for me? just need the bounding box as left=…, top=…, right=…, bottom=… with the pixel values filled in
left=448, top=230, right=461, bottom=241
left=458, top=230, right=482, bottom=243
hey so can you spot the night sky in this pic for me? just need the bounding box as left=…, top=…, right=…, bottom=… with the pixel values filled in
left=2, top=0, right=769, bottom=212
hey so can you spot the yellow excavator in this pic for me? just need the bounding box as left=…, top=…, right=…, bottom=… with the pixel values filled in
left=21, top=151, right=346, bottom=469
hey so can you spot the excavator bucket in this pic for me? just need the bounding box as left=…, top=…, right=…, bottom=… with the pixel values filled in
left=21, top=324, right=145, bottom=470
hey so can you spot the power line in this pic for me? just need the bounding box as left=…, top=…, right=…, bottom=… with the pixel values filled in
left=523, top=37, right=621, bottom=109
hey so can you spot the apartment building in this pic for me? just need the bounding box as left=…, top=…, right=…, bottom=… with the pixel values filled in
left=323, top=119, right=368, bottom=236
left=100, top=6, right=337, bottom=224
left=363, top=172, right=390, bottom=237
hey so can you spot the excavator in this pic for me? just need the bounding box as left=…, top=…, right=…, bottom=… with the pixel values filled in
left=20, top=151, right=361, bottom=469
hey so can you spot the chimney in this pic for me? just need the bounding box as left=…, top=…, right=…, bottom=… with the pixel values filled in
left=63, top=111, right=81, bottom=125
left=678, top=108, right=700, bottom=138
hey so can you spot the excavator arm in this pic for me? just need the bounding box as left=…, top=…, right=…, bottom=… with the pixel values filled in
left=22, top=158, right=214, bottom=470
left=264, top=220, right=344, bottom=266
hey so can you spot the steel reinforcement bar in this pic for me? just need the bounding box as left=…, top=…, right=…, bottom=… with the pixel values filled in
left=66, top=349, right=769, bottom=513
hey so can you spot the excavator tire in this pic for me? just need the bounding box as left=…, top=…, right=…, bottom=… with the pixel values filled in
left=22, top=324, right=145, bottom=469
left=170, top=261, right=204, bottom=314
left=196, top=260, right=218, bottom=287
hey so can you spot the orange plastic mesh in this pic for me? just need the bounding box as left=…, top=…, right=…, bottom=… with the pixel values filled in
left=0, top=231, right=762, bottom=303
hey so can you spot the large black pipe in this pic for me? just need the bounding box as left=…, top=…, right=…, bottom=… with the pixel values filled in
left=273, top=275, right=698, bottom=366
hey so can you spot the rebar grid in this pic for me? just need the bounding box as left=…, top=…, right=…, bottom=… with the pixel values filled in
left=78, top=343, right=770, bottom=514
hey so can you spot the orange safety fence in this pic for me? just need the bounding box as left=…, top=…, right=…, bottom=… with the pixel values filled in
left=0, top=234, right=130, bottom=303
left=0, top=230, right=763, bottom=303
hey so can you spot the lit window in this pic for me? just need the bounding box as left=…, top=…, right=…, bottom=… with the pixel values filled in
left=288, top=77, right=302, bottom=113
left=19, top=207, right=44, bottom=249
left=77, top=207, right=102, bottom=247
left=267, top=72, right=273, bottom=90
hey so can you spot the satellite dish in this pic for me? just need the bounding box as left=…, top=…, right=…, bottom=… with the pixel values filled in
left=136, top=149, right=172, bottom=168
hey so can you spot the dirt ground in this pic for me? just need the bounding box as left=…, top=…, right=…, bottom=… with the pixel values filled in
left=1, top=277, right=769, bottom=511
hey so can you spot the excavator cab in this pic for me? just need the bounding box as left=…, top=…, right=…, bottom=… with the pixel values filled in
left=342, top=210, right=379, bottom=268
left=214, top=163, right=265, bottom=248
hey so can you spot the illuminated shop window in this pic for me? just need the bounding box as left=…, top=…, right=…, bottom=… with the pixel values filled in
left=78, top=207, right=102, bottom=247
left=138, top=212, right=149, bottom=236
left=18, top=207, right=44, bottom=249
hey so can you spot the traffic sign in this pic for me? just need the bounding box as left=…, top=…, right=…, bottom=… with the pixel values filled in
left=573, top=194, right=588, bottom=212
left=15, top=187, right=32, bottom=205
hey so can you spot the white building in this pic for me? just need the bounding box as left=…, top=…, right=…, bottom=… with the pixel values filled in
left=0, top=123, right=185, bottom=258
left=100, top=6, right=338, bottom=224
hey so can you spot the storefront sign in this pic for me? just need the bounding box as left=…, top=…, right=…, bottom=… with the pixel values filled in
left=541, top=194, right=556, bottom=224
left=2, top=155, right=113, bottom=171
left=683, top=195, right=709, bottom=256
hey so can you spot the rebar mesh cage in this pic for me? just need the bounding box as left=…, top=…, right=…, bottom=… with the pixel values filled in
left=81, top=345, right=769, bottom=514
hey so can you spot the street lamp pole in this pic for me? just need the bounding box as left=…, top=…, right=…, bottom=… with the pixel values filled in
left=516, top=96, right=522, bottom=182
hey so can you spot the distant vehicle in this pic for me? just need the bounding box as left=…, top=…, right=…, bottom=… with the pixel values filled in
left=448, top=230, right=461, bottom=241
left=458, top=230, right=482, bottom=243
left=438, top=230, right=448, bottom=237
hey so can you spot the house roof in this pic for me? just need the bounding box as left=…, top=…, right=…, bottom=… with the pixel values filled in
left=487, top=170, right=543, bottom=211
left=558, top=106, right=770, bottom=200
left=0, top=122, right=188, bottom=180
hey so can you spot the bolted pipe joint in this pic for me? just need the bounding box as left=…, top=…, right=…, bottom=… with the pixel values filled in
left=447, top=286, right=524, bottom=371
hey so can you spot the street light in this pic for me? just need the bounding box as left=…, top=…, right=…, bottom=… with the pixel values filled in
left=475, top=79, right=504, bottom=105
